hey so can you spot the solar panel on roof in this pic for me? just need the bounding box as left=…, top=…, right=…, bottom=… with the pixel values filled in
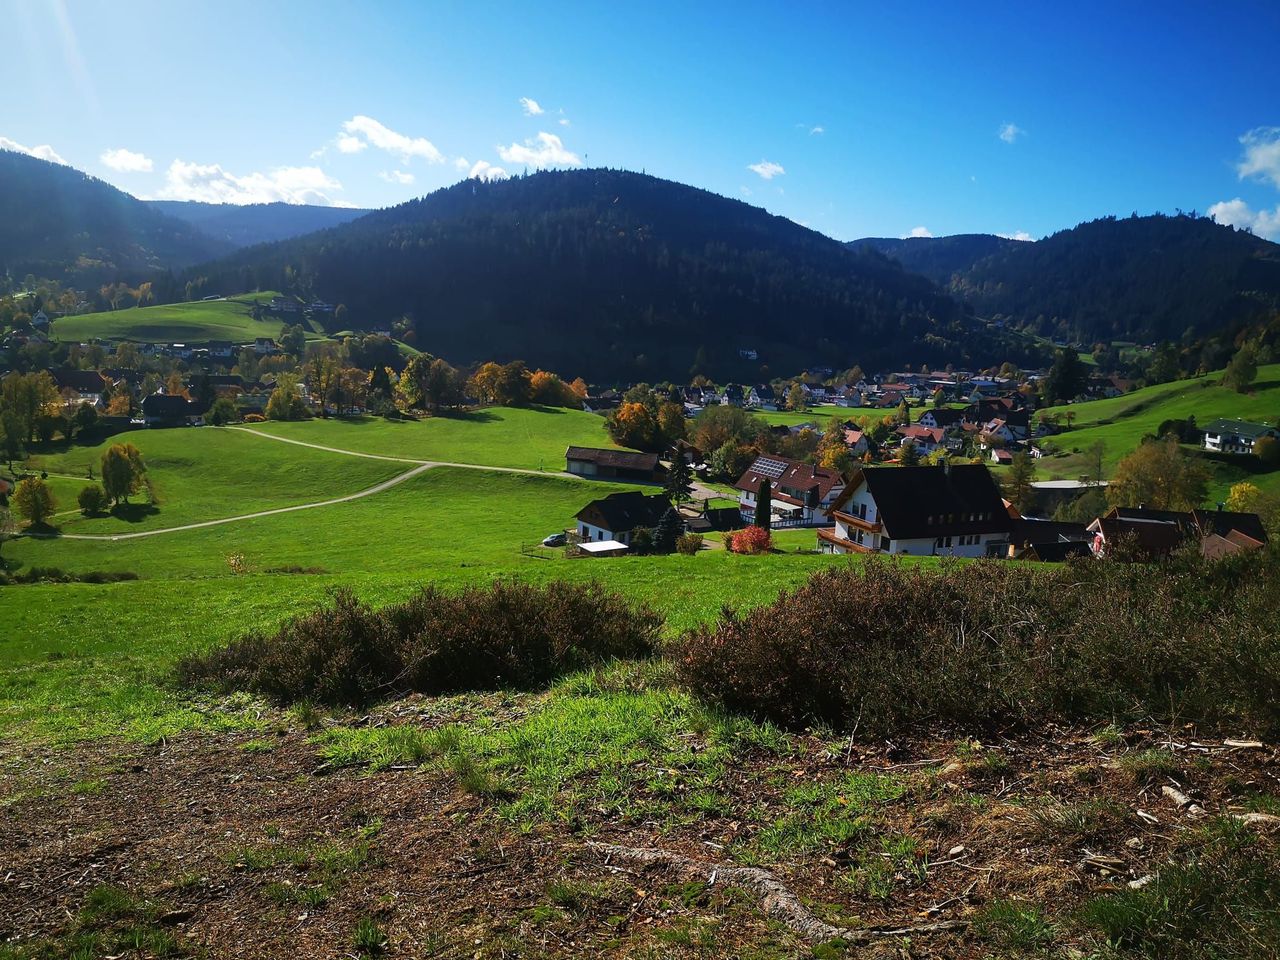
left=752, top=457, right=788, bottom=479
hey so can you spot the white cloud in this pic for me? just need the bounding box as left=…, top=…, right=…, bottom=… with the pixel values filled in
left=453, top=156, right=471, bottom=170
left=1208, top=197, right=1280, bottom=240
left=1235, top=127, right=1280, bottom=189
left=155, top=159, right=344, bottom=205
left=497, top=131, right=581, bottom=168
left=520, top=97, right=544, bottom=116
left=810, top=125, right=825, bottom=135
left=336, top=134, right=367, bottom=154
left=99, top=147, right=153, bottom=173
left=998, top=231, right=1034, bottom=242
left=0, top=136, right=67, bottom=165
left=747, top=160, right=785, bottom=180
left=559, top=117, right=571, bottom=127
left=339, top=115, right=443, bottom=163
left=468, top=160, right=509, bottom=182
left=379, top=169, right=415, bottom=185
left=998, top=122, right=1024, bottom=144
left=906, top=226, right=933, bottom=238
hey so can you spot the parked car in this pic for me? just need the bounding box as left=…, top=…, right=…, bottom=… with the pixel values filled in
left=541, top=532, right=568, bottom=547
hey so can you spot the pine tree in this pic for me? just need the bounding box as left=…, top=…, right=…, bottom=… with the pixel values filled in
left=654, top=507, right=683, bottom=553
left=756, top=479, right=772, bottom=531
left=663, top=457, right=694, bottom=504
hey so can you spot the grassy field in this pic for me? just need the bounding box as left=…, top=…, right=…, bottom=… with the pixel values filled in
left=249, top=406, right=621, bottom=471
left=1036, top=364, right=1280, bottom=498
left=0, top=410, right=857, bottom=744
left=49, top=292, right=322, bottom=343
left=15, top=428, right=405, bottom=534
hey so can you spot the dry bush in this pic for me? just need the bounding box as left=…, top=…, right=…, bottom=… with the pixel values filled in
left=674, top=548, right=1280, bottom=735
left=177, top=581, right=661, bottom=707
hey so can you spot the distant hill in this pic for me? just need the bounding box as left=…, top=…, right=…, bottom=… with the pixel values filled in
left=943, top=214, right=1280, bottom=345
left=0, top=150, right=230, bottom=283
left=187, top=169, right=1037, bottom=379
left=148, top=200, right=371, bottom=249
left=847, top=234, right=1023, bottom=285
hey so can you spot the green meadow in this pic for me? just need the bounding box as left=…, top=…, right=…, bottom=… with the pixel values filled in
left=0, top=410, right=855, bottom=744
left=49, top=292, right=320, bottom=343
left=248, top=405, right=623, bottom=470
left=1037, top=364, right=1280, bottom=498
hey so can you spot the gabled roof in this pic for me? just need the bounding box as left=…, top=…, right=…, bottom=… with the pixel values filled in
left=831, top=464, right=1013, bottom=540
left=734, top=455, right=843, bottom=501
left=1010, top=518, right=1091, bottom=548
left=565, top=446, right=660, bottom=471
left=897, top=425, right=945, bottom=444
left=1203, top=418, right=1278, bottom=441
left=51, top=369, right=109, bottom=393
left=920, top=407, right=964, bottom=426
left=1087, top=516, right=1185, bottom=556
left=1193, top=508, right=1269, bottom=544
left=141, top=393, right=196, bottom=418
left=575, top=491, right=670, bottom=532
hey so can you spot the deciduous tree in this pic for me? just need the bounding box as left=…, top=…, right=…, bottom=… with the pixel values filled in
left=1106, top=436, right=1210, bottom=512
left=1003, top=452, right=1037, bottom=513
left=13, top=476, right=55, bottom=526
left=101, top=442, right=147, bottom=506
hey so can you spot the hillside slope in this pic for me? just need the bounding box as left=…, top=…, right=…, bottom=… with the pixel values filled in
left=847, top=234, right=1023, bottom=285
left=148, top=200, right=371, bottom=248
left=948, top=214, right=1280, bottom=344
left=187, top=169, right=1032, bottom=379
left=0, top=150, right=230, bottom=282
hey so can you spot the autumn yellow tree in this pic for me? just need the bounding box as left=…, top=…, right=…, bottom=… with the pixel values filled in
left=1106, top=436, right=1210, bottom=512
left=606, top=401, right=660, bottom=450
left=467, top=362, right=504, bottom=404
left=816, top=416, right=853, bottom=474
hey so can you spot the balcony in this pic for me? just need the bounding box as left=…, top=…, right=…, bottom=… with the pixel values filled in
left=833, top=510, right=881, bottom=533
left=817, top=527, right=876, bottom=553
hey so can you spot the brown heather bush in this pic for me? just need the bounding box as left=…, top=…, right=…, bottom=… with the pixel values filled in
left=177, top=580, right=662, bottom=707
left=674, top=547, right=1280, bottom=735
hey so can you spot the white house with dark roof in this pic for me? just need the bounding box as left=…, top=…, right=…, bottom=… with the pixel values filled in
left=817, top=463, right=1013, bottom=556
left=1202, top=418, right=1279, bottom=456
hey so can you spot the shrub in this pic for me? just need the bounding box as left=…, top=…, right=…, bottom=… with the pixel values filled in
left=675, top=549, right=1280, bottom=735
left=77, top=484, right=109, bottom=516
left=177, top=581, right=662, bottom=707
left=725, top=525, right=772, bottom=554
left=675, top=532, right=704, bottom=555
left=206, top=397, right=239, bottom=426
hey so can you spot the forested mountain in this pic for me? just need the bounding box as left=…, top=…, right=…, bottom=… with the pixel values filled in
left=847, top=234, right=1023, bottom=285
left=0, top=150, right=230, bottom=283
left=148, top=200, right=371, bottom=249
left=945, top=214, right=1280, bottom=345
left=186, top=169, right=1031, bottom=379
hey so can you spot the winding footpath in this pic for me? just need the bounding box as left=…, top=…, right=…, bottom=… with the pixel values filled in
left=23, top=426, right=583, bottom=542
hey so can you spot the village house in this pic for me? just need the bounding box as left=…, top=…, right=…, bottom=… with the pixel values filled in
left=983, top=416, right=1029, bottom=444
left=51, top=369, right=109, bottom=410
left=1202, top=418, right=1280, bottom=456
left=565, top=446, right=666, bottom=482
left=141, top=391, right=203, bottom=428
left=917, top=407, right=965, bottom=430
left=735, top=454, right=844, bottom=527
left=817, top=462, right=1013, bottom=556
left=895, top=424, right=948, bottom=456
left=1087, top=505, right=1268, bottom=559
left=573, top=491, right=671, bottom=546
left=841, top=426, right=870, bottom=457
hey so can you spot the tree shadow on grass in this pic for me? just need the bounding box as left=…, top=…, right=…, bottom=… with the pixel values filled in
left=110, top=503, right=160, bottom=524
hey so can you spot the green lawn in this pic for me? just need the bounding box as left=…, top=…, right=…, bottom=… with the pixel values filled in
left=14, top=428, right=405, bottom=534
left=1, top=465, right=856, bottom=743
left=248, top=406, right=621, bottom=471
left=49, top=292, right=322, bottom=343
left=1035, top=364, right=1280, bottom=499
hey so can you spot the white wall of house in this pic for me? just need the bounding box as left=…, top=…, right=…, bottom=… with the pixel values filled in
left=578, top=520, right=632, bottom=543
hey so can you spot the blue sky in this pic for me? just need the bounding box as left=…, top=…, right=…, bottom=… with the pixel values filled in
left=3, top=0, right=1279, bottom=241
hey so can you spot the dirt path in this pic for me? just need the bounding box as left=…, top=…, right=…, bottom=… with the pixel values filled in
left=27, top=463, right=434, bottom=541
left=230, top=426, right=583, bottom=479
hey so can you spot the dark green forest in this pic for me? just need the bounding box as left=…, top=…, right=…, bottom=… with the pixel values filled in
left=186, top=169, right=1029, bottom=379
left=148, top=200, right=371, bottom=249
left=0, top=150, right=230, bottom=283
left=847, top=234, right=1023, bottom=285
left=944, top=213, right=1280, bottom=345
